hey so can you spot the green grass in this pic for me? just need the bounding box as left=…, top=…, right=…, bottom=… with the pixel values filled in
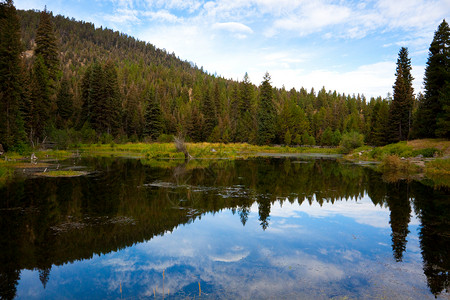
left=36, top=170, right=87, bottom=177
left=347, top=141, right=443, bottom=161
left=426, top=158, right=450, bottom=175
left=78, top=142, right=340, bottom=160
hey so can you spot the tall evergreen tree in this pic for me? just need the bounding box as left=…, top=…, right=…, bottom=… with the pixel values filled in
left=389, top=47, right=414, bottom=142
left=414, top=20, right=450, bottom=138
left=102, top=61, right=122, bottom=135
left=0, top=0, right=25, bottom=150
left=34, top=7, right=59, bottom=84
left=30, top=55, right=51, bottom=142
left=372, top=100, right=390, bottom=146
left=435, top=83, right=450, bottom=138
left=257, top=72, right=276, bottom=145
left=87, top=61, right=105, bottom=133
left=56, top=76, right=73, bottom=128
left=201, top=84, right=216, bottom=140
left=236, top=72, right=254, bottom=142
left=144, top=91, right=163, bottom=140
left=83, top=61, right=122, bottom=136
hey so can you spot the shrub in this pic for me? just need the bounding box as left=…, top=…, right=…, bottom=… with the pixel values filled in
left=331, top=130, right=342, bottom=146
left=157, top=134, right=174, bottom=143
left=100, top=133, right=114, bottom=144
left=284, top=129, right=292, bottom=146
left=413, top=147, right=442, bottom=158
left=340, top=131, right=364, bottom=154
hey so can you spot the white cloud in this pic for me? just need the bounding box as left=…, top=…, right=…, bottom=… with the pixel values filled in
left=142, top=10, right=181, bottom=22
left=103, top=8, right=140, bottom=23
left=212, top=22, right=253, bottom=34
left=272, top=2, right=352, bottom=36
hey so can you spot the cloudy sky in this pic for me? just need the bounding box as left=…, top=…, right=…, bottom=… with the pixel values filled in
left=14, top=0, right=450, bottom=97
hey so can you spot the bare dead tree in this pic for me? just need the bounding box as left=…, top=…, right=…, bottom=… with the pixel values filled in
left=174, top=134, right=193, bottom=161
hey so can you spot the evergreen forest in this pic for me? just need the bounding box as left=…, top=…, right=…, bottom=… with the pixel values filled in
left=0, top=0, right=449, bottom=152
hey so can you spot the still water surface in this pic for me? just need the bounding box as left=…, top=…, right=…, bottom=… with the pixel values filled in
left=0, top=156, right=448, bottom=299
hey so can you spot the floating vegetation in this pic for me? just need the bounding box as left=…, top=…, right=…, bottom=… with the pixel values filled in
left=35, top=170, right=88, bottom=177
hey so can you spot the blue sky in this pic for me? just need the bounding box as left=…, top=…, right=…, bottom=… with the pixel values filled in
left=14, top=0, right=450, bottom=98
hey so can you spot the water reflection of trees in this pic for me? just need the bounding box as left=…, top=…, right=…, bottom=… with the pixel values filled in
left=0, top=157, right=448, bottom=298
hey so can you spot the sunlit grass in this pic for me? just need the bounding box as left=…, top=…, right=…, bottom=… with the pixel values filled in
left=35, top=150, right=73, bottom=159
left=79, top=142, right=340, bottom=159
left=426, top=158, right=450, bottom=175
left=35, top=170, right=87, bottom=177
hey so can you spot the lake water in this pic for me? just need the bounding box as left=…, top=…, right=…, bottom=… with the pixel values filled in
left=0, top=156, right=449, bottom=299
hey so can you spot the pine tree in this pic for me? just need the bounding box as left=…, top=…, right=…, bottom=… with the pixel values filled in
left=79, top=65, right=93, bottom=127
left=56, top=76, right=73, bottom=128
left=144, top=91, right=163, bottom=140
left=414, top=20, right=450, bottom=138
left=30, top=55, right=51, bottom=142
left=0, top=0, right=25, bottom=150
left=34, top=7, right=59, bottom=84
left=201, top=84, right=216, bottom=140
left=284, top=129, right=291, bottom=146
left=236, top=72, right=254, bottom=142
left=320, top=127, right=333, bottom=146
left=87, top=61, right=105, bottom=133
left=435, top=83, right=450, bottom=138
left=389, top=47, right=414, bottom=142
left=372, top=101, right=390, bottom=146
left=257, top=72, right=276, bottom=145
left=102, top=61, right=122, bottom=135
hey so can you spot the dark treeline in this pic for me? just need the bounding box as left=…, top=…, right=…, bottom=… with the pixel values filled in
left=0, top=157, right=448, bottom=298
left=1, top=2, right=448, bottom=152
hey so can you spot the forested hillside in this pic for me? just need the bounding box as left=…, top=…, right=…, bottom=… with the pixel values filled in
left=0, top=1, right=449, bottom=152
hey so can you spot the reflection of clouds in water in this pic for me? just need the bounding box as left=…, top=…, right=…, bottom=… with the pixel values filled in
left=266, top=250, right=345, bottom=281
left=101, top=257, right=137, bottom=272
left=210, top=251, right=250, bottom=262
left=336, top=249, right=362, bottom=262
left=252, top=195, right=391, bottom=228
left=62, top=200, right=429, bottom=299
left=250, top=193, right=420, bottom=229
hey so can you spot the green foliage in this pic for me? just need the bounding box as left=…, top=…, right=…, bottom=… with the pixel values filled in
left=157, top=134, right=174, bottom=143
left=144, top=90, right=163, bottom=141
left=435, top=83, right=450, bottom=138
left=389, top=47, right=414, bottom=142
left=301, top=132, right=315, bottom=146
left=331, top=129, right=342, bottom=146
left=413, top=20, right=450, bottom=138
left=100, top=133, right=114, bottom=144
left=340, top=131, right=364, bottom=154
left=379, top=155, right=415, bottom=173
left=320, top=127, right=333, bottom=146
left=81, top=61, right=122, bottom=136
left=34, top=7, right=59, bottom=84
left=426, top=158, right=450, bottom=175
left=30, top=54, right=52, bottom=141
left=369, top=142, right=413, bottom=159
left=80, top=122, right=97, bottom=143
left=413, top=148, right=442, bottom=158
left=293, top=134, right=301, bottom=145
left=257, top=72, right=276, bottom=145
left=370, top=100, right=390, bottom=146
left=56, top=76, right=74, bottom=128
left=284, top=129, right=292, bottom=146
left=0, top=0, right=26, bottom=150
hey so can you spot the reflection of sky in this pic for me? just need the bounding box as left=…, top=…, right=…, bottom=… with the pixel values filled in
left=16, top=199, right=435, bottom=299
